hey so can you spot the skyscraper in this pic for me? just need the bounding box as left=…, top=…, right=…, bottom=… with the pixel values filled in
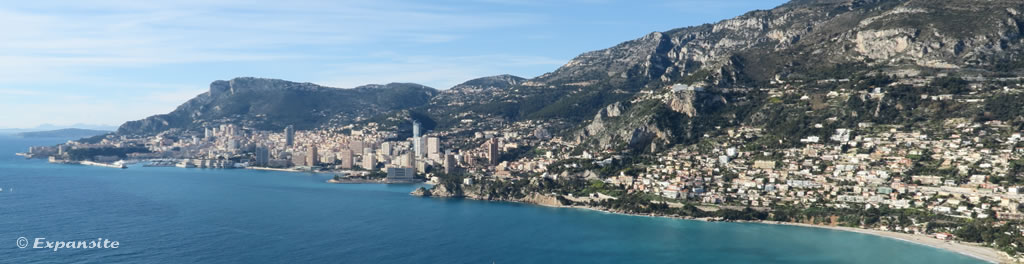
left=381, top=142, right=392, bottom=156
left=284, top=125, right=295, bottom=147
left=306, top=145, right=318, bottom=166
left=254, top=146, right=270, bottom=167
left=443, top=150, right=456, bottom=174
left=413, top=120, right=423, bottom=158
left=427, top=136, right=440, bottom=155
left=340, top=149, right=353, bottom=169
left=404, top=151, right=415, bottom=169
left=487, top=138, right=500, bottom=165
left=362, top=150, right=376, bottom=170
left=413, top=120, right=421, bottom=138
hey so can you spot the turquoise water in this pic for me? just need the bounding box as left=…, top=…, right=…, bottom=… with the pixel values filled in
left=0, top=136, right=983, bottom=263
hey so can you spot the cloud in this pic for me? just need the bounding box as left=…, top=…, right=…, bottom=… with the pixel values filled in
left=0, top=89, right=42, bottom=96
left=0, top=0, right=559, bottom=128
left=0, top=0, right=784, bottom=128
left=0, top=0, right=545, bottom=82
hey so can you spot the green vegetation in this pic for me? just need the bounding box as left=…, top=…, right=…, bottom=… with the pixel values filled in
left=850, top=74, right=895, bottom=91
left=578, top=180, right=625, bottom=197
left=930, top=76, right=969, bottom=94
left=980, top=93, right=1024, bottom=123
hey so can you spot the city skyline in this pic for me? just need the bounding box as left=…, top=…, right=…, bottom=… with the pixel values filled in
left=0, top=0, right=786, bottom=129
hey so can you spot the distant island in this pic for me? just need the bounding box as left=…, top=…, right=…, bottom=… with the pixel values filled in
left=16, top=128, right=111, bottom=139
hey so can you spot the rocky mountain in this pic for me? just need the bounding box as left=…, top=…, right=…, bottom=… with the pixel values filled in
left=431, top=75, right=525, bottom=106
left=451, top=74, right=526, bottom=91
left=117, top=77, right=438, bottom=135
left=519, top=0, right=1024, bottom=152
left=117, top=0, right=1024, bottom=148
left=425, top=0, right=1024, bottom=131
left=544, top=0, right=1024, bottom=87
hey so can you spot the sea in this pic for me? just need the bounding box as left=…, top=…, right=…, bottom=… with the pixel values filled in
left=0, top=135, right=984, bottom=263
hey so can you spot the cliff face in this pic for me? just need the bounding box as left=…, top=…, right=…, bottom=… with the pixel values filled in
left=553, top=0, right=1024, bottom=152
left=538, top=0, right=1023, bottom=88
left=421, top=0, right=1024, bottom=145
left=118, top=78, right=438, bottom=135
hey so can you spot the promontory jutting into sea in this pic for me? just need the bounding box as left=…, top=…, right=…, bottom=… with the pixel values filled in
left=7, top=0, right=1024, bottom=263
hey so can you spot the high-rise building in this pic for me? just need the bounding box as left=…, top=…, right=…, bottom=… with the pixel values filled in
left=349, top=140, right=364, bottom=153
left=321, top=152, right=336, bottom=165
left=224, top=124, right=238, bottom=138
left=362, top=150, right=376, bottom=170
left=228, top=139, right=239, bottom=152
left=427, top=137, right=440, bottom=154
left=487, top=138, right=500, bottom=165
left=339, top=149, right=353, bottom=169
left=413, top=138, right=422, bottom=158
left=413, top=120, right=421, bottom=138
left=465, top=152, right=475, bottom=167
left=443, top=150, right=456, bottom=174
left=254, top=146, right=270, bottom=166
left=306, top=145, right=318, bottom=166
left=284, top=125, right=295, bottom=147
left=381, top=142, right=392, bottom=156
left=387, top=167, right=415, bottom=182
left=404, top=151, right=415, bottom=168
left=413, top=121, right=422, bottom=158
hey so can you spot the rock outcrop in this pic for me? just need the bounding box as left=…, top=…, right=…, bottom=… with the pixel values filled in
left=411, top=183, right=462, bottom=198
left=410, top=187, right=431, bottom=197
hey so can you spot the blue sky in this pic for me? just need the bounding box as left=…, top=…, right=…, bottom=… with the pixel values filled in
left=0, top=0, right=787, bottom=129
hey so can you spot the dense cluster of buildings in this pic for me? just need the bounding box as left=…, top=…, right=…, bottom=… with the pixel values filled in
left=30, top=120, right=522, bottom=183
left=22, top=78, right=1024, bottom=233
left=586, top=123, right=1024, bottom=225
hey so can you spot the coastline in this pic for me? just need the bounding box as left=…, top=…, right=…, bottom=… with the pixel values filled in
left=29, top=156, right=1015, bottom=263
left=443, top=194, right=1014, bottom=264
left=756, top=221, right=1012, bottom=264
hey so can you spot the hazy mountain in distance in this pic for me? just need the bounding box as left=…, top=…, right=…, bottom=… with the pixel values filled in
left=0, top=124, right=117, bottom=135
left=15, top=128, right=112, bottom=139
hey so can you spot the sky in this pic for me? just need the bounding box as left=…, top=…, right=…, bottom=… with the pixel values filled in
left=0, top=0, right=788, bottom=129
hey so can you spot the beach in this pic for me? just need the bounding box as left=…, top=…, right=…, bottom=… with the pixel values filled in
left=764, top=222, right=1015, bottom=264
left=447, top=193, right=1017, bottom=264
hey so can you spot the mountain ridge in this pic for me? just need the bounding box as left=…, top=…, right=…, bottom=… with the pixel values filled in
left=115, top=0, right=1024, bottom=147
left=117, top=77, right=439, bottom=135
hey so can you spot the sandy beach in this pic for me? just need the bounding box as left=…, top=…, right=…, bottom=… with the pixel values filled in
left=460, top=195, right=1017, bottom=263
left=758, top=221, right=1014, bottom=264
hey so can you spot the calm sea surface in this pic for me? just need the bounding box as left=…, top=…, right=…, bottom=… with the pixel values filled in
left=0, top=135, right=983, bottom=263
